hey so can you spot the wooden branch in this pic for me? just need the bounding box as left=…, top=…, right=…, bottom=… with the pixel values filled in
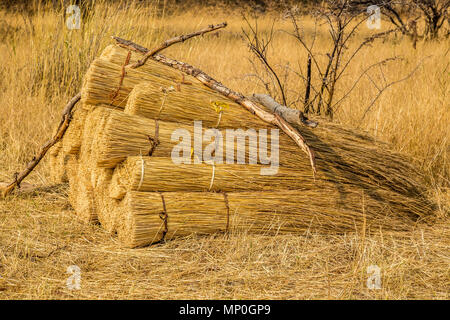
left=130, top=22, right=227, bottom=69
left=1, top=93, right=81, bottom=198
left=112, top=36, right=317, bottom=177
left=251, top=94, right=318, bottom=128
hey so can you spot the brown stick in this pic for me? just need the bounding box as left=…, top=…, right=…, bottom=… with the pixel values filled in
left=113, top=36, right=317, bottom=177
left=130, top=22, right=227, bottom=69
left=1, top=93, right=81, bottom=198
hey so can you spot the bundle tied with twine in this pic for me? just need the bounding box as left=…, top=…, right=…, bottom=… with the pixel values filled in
left=81, top=45, right=208, bottom=108
left=109, top=156, right=320, bottom=199
left=92, top=107, right=302, bottom=168
left=114, top=189, right=426, bottom=248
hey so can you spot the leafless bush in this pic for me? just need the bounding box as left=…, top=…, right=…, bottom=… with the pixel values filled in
left=242, top=0, right=423, bottom=120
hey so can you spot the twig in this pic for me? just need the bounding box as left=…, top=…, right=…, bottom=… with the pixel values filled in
left=242, top=16, right=287, bottom=106
left=357, top=56, right=430, bottom=127
left=113, top=36, right=318, bottom=177
left=1, top=93, right=81, bottom=198
left=130, top=22, right=227, bottom=69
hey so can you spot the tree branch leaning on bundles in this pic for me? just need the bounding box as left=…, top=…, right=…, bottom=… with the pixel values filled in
left=0, top=93, right=81, bottom=198
left=113, top=34, right=318, bottom=177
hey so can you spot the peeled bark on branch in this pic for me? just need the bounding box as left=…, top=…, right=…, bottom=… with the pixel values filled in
left=1, top=93, right=81, bottom=198
left=112, top=36, right=317, bottom=177
left=251, top=94, right=318, bottom=128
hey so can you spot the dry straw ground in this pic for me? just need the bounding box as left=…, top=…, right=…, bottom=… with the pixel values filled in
left=0, top=1, right=448, bottom=299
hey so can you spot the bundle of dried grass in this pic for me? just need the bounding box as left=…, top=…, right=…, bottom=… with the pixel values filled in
left=115, top=191, right=228, bottom=247
left=61, top=105, right=90, bottom=155
left=110, top=156, right=323, bottom=199
left=73, top=171, right=97, bottom=223
left=70, top=106, right=113, bottom=223
left=93, top=107, right=307, bottom=169
left=66, top=155, right=79, bottom=209
left=114, top=189, right=422, bottom=248
left=94, top=107, right=428, bottom=201
left=48, top=141, right=66, bottom=183
left=125, top=81, right=267, bottom=128
left=49, top=104, right=90, bottom=184
left=81, top=46, right=207, bottom=108
left=92, top=168, right=116, bottom=232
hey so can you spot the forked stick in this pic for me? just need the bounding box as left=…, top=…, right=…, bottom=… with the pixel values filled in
left=131, top=22, right=228, bottom=68
left=1, top=93, right=81, bottom=198
left=113, top=36, right=317, bottom=177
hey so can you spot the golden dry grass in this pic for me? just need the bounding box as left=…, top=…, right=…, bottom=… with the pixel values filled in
left=0, top=1, right=448, bottom=299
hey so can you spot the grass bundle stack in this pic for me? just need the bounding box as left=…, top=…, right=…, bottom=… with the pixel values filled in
left=57, top=44, right=437, bottom=247
left=125, top=81, right=267, bottom=128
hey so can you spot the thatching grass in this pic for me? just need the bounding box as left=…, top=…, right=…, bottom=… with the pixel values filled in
left=109, top=156, right=321, bottom=197
left=114, top=189, right=424, bottom=248
left=81, top=45, right=208, bottom=108
left=62, top=105, right=90, bottom=155
left=68, top=106, right=112, bottom=223
left=125, top=81, right=267, bottom=128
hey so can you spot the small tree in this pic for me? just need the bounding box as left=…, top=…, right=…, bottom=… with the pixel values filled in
left=242, top=0, right=424, bottom=119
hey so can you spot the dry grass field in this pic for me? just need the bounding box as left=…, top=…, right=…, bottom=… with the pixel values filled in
left=0, top=1, right=448, bottom=299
